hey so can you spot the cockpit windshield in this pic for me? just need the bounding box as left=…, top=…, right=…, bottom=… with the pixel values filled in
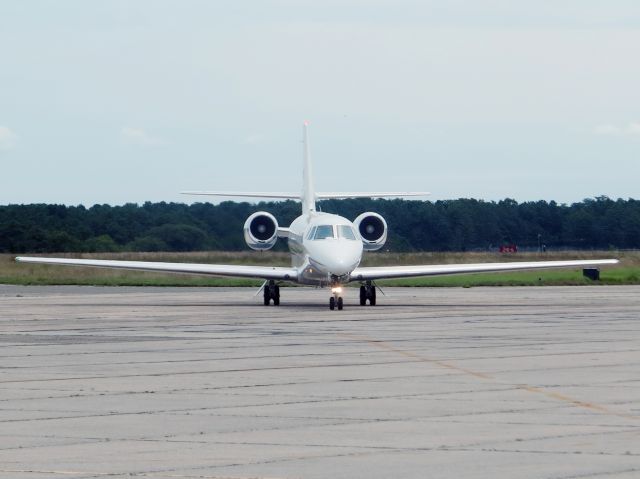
left=312, top=225, right=335, bottom=240
left=337, top=225, right=357, bottom=240
left=307, top=224, right=357, bottom=241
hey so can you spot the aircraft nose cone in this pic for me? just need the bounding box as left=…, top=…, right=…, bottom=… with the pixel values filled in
left=326, top=258, right=354, bottom=276
left=324, top=243, right=362, bottom=276
left=306, top=236, right=363, bottom=277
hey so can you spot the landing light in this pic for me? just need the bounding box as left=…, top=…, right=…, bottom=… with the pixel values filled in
left=331, top=286, right=342, bottom=294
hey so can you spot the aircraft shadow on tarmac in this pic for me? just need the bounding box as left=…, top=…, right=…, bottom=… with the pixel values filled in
left=72, top=301, right=554, bottom=309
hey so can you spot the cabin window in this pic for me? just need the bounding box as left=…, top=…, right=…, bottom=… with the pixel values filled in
left=313, top=225, right=335, bottom=240
left=337, top=225, right=357, bottom=240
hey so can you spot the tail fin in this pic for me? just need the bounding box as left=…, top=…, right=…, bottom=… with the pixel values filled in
left=302, top=121, right=316, bottom=213
left=182, top=122, right=429, bottom=207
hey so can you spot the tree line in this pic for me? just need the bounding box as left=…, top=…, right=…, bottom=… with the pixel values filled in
left=0, top=196, right=638, bottom=253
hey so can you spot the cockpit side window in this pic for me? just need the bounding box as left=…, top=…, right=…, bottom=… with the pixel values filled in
left=306, top=226, right=317, bottom=240
left=313, top=225, right=334, bottom=240
left=337, top=225, right=357, bottom=240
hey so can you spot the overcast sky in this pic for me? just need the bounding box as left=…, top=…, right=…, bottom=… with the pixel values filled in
left=1, top=0, right=639, bottom=205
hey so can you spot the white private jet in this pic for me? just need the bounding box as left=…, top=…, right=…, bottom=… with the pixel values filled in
left=16, top=123, right=618, bottom=310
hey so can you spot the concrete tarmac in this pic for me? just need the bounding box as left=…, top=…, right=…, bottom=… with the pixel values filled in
left=0, top=285, right=639, bottom=478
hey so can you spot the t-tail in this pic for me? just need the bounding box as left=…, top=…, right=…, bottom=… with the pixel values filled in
left=180, top=122, right=430, bottom=202
left=302, top=121, right=316, bottom=214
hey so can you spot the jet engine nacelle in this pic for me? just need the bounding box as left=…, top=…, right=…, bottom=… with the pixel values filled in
left=244, top=212, right=279, bottom=250
left=354, top=212, right=387, bottom=251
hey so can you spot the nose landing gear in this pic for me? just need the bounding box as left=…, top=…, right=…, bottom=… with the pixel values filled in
left=330, top=286, right=344, bottom=310
left=329, top=296, right=344, bottom=310
left=329, top=296, right=344, bottom=311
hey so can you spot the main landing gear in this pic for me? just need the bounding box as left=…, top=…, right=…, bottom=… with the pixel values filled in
left=263, top=280, right=280, bottom=306
left=359, top=281, right=376, bottom=306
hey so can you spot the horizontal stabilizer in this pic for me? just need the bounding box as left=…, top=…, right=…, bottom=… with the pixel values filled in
left=316, top=192, right=430, bottom=199
left=181, top=191, right=300, bottom=199
left=182, top=191, right=430, bottom=200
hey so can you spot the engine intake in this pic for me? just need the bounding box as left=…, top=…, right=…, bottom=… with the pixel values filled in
left=354, top=212, right=387, bottom=251
left=244, top=212, right=278, bottom=250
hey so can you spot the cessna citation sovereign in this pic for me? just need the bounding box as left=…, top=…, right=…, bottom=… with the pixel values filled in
left=17, top=123, right=618, bottom=310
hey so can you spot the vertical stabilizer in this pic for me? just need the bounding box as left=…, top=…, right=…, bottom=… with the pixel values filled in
left=302, top=121, right=316, bottom=214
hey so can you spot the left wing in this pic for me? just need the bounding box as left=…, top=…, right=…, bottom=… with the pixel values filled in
left=15, top=257, right=297, bottom=281
left=350, top=259, right=619, bottom=281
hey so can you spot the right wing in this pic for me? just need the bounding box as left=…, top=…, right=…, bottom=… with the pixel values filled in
left=15, top=257, right=297, bottom=281
left=351, top=259, right=619, bottom=281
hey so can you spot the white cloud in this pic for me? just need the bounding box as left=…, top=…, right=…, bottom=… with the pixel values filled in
left=121, top=127, right=167, bottom=146
left=0, top=126, right=17, bottom=151
left=594, top=122, right=640, bottom=137
left=628, top=123, right=640, bottom=135
left=593, top=124, right=620, bottom=135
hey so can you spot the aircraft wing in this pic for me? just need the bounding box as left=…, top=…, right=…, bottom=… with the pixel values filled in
left=15, top=257, right=298, bottom=281
left=350, top=259, right=619, bottom=281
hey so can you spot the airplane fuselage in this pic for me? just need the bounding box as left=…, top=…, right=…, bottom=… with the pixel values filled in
left=288, top=212, right=363, bottom=286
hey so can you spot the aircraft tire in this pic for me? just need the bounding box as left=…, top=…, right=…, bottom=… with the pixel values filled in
left=263, top=288, right=270, bottom=306
left=329, top=297, right=335, bottom=310
left=359, top=286, right=366, bottom=306
left=337, top=297, right=343, bottom=310
left=273, top=285, right=280, bottom=306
